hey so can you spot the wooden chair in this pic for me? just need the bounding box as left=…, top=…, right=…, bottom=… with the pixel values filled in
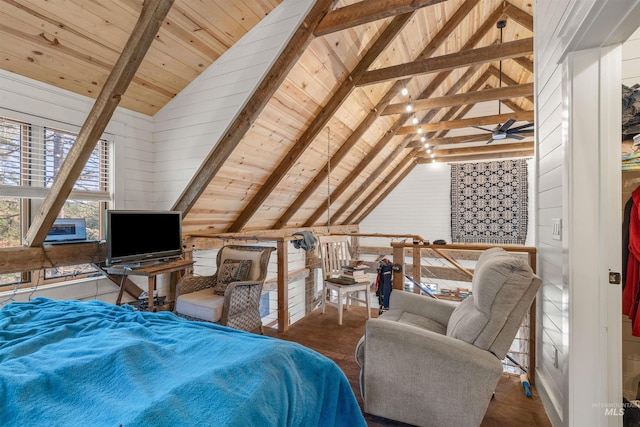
left=174, top=245, right=275, bottom=334
left=318, top=235, right=371, bottom=325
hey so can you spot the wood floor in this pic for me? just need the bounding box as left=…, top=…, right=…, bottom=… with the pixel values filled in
left=264, top=306, right=552, bottom=427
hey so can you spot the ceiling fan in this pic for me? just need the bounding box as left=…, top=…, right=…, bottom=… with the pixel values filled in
left=474, top=19, right=534, bottom=144
left=473, top=120, right=534, bottom=144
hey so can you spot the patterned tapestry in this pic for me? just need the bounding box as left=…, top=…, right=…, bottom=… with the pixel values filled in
left=451, top=159, right=528, bottom=245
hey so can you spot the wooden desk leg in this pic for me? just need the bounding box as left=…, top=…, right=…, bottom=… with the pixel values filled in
left=116, top=275, right=128, bottom=305
left=148, top=276, right=156, bottom=312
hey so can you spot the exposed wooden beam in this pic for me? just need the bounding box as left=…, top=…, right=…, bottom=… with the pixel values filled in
left=350, top=156, right=417, bottom=224
left=172, top=0, right=334, bottom=219
left=292, top=86, right=403, bottom=228
left=0, top=242, right=106, bottom=275
left=407, top=130, right=534, bottom=148
left=382, top=83, right=534, bottom=115
left=397, top=110, right=534, bottom=134
left=417, top=149, right=535, bottom=164
left=327, top=65, right=484, bottom=225
left=420, top=141, right=534, bottom=157
left=314, top=0, right=447, bottom=36
left=25, top=0, right=174, bottom=247
left=358, top=38, right=534, bottom=86
left=342, top=1, right=509, bottom=224
left=297, top=0, right=485, bottom=227
left=504, top=2, right=534, bottom=32
left=326, top=134, right=411, bottom=225
left=228, top=12, right=413, bottom=232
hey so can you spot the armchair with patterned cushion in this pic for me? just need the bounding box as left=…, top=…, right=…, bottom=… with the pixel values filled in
left=175, top=245, right=275, bottom=334
left=355, top=247, right=541, bottom=427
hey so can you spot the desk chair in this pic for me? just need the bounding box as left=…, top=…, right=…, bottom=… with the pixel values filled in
left=318, top=235, right=371, bottom=325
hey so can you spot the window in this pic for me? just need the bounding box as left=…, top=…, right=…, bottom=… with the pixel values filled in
left=0, top=116, right=111, bottom=287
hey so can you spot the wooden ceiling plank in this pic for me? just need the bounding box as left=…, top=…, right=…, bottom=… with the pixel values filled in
left=303, top=117, right=406, bottom=227
left=358, top=37, right=533, bottom=86
left=25, top=0, right=175, bottom=246
left=314, top=0, right=447, bottom=36
left=512, top=56, right=534, bottom=74
left=171, top=0, right=335, bottom=220
left=349, top=156, right=418, bottom=225
left=488, top=64, right=534, bottom=103
left=228, top=12, right=415, bottom=232
left=275, top=83, right=402, bottom=229
left=342, top=2, right=514, bottom=224
left=398, top=110, right=534, bottom=134
left=326, top=133, right=412, bottom=225
left=289, top=0, right=484, bottom=227
left=326, top=64, right=485, bottom=225
left=419, top=149, right=535, bottom=164
left=382, top=82, right=533, bottom=115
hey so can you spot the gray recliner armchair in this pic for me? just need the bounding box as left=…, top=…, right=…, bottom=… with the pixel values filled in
left=355, top=247, right=541, bottom=427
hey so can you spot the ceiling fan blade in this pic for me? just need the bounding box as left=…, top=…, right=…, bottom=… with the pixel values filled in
left=497, top=119, right=516, bottom=132
left=486, top=136, right=496, bottom=144
left=508, top=133, right=525, bottom=140
left=506, top=122, right=534, bottom=133
left=472, top=125, right=495, bottom=133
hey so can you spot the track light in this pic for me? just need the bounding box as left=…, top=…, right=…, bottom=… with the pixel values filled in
left=417, top=127, right=423, bottom=134
left=426, top=148, right=431, bottom=154
left=401, top=87, right=409, bottom=97
left=406, top=103, right=412, bottom=112
left=412, top=115, right=418, bottom=124
left=420, top=136, right=426, bottom=142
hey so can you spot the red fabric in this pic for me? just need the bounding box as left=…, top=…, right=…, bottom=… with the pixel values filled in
left=624, top=187, right=640, bottom=336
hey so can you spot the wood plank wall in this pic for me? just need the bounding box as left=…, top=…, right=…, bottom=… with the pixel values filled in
left=534, top=1, right=572, bottom=424
left=153, top=0, right=317, bottom=215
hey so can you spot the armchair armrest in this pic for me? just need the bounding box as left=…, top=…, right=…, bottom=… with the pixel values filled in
left=389, top=291, right=457, bottom=326
left=176, top=275, right=216, bottom=296
left=220, top=280, right=264, bottom=333
left=363, top=318, right=503, bottom=427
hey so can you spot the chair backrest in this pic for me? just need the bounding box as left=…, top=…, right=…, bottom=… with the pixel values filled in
left=216, top=245, right=274, bottom=282
left=446, top=247, right=541, bottom=359
left=317, top=235, right=352, bottom=279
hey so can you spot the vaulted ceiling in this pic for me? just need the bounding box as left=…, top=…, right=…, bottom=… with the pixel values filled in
left=0, top=0, right=534, bottom=238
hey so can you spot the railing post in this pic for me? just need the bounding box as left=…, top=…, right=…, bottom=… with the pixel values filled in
left=412, top=244, right=421, bottom=292
left=392, top=242, right=404, bottom=290
left=277, top=239, right=289, bottom=332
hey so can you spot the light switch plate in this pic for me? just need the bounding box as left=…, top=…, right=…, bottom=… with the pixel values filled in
left=552, top=218, right=562, bottom=240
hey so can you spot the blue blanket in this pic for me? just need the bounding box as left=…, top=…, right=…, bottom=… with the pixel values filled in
left=0, top=298, right=366, bottom=427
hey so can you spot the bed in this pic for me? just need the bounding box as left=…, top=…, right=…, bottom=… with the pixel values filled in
left=0, top=298, right=366, bottom=426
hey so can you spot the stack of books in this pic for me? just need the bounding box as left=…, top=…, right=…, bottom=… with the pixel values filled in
left=340, top=260, right=369, bottom=283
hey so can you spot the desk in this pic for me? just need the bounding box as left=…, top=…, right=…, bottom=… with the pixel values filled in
left=105, top=259, right=194, bottom=311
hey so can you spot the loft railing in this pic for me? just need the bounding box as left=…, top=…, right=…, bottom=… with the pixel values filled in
left=330, top=234, right=538, bottom=381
